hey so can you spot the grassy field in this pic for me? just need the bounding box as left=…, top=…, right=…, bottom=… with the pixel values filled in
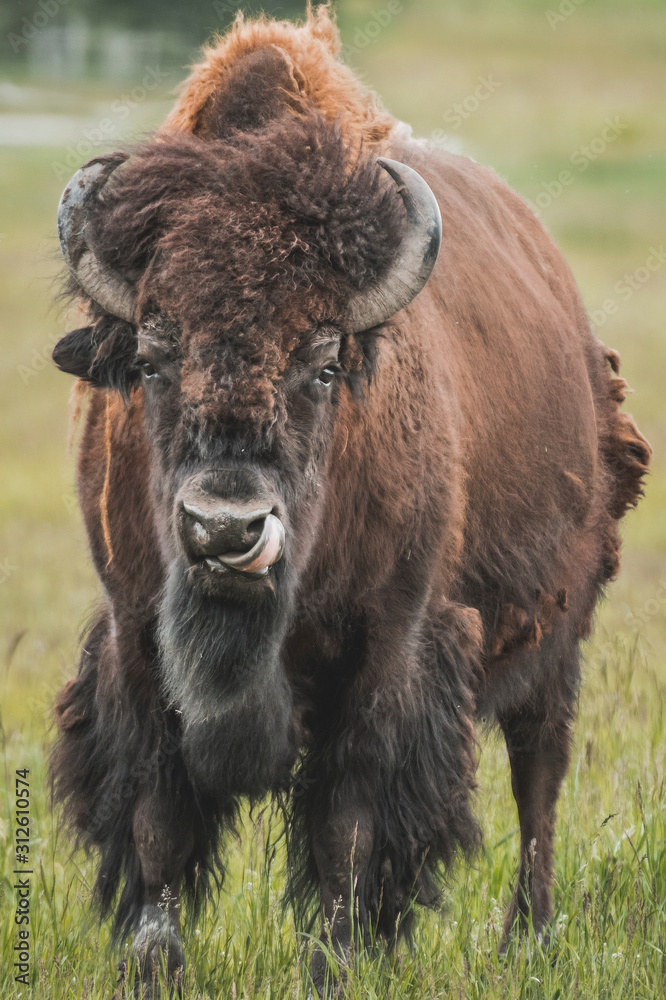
left=1, top=0, right=665, bottom=996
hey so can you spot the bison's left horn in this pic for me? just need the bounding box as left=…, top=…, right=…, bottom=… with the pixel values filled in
left=344, top=157, right=442, bottom=334
left=57, top=158, right=137, bottom=324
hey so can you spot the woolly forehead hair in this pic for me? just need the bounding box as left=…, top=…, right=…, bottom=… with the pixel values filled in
left=86, top=116, right=405, bottom=428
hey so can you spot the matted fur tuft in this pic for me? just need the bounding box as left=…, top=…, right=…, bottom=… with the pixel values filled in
left=166, top=4, right=394, bottom=146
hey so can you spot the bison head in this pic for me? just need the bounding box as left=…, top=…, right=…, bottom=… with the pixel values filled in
left=53, top=116, right=441, bottom=799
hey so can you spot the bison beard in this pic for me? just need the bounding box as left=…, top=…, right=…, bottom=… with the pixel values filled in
left=157, top=558, right=296, bottom=800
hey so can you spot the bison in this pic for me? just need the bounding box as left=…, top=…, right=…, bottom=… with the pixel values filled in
left=50, top=6, right=650, bottom=995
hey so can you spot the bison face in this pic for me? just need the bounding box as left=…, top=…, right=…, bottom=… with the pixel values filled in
left=134, top=311, right=350, bottom=606
left=53, top=124, right=440, bottom=800
left=130, top=314, right=352, bottom=801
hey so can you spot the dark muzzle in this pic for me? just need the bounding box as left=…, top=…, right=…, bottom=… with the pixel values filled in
left=176, top=472, right=285, bottom=579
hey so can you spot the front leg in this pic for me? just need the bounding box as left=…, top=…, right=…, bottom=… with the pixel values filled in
left=124, top=785, right=194, bottom=996
left=310, top=806, right=375, bottom=994
left=130, top=903, right=184, bottom=996
left=294, top=601, right=482, bottom=994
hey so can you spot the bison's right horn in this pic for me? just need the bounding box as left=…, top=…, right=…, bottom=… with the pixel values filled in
left=57, top=158, right=138, bottom=324
left=344, top=157, right=442, bottom=334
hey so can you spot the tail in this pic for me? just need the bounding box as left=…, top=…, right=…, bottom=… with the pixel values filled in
left=597, top=345, right=651, bottom=583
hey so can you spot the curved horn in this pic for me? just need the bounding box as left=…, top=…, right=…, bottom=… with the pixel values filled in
left=344, top=157, right=442, bottom=334
left=57, top=159, right=137, bottom=324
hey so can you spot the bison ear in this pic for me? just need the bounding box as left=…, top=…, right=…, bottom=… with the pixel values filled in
left=52, top=320, right=138, bottom=395
left=52, top=326, right=97, bottom=379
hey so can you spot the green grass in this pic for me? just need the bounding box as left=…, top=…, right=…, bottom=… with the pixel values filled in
left=1, top=0, right=665, bottom=996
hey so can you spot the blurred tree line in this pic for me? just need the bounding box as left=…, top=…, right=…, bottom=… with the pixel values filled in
left=0, top=0, right=314, bottom=67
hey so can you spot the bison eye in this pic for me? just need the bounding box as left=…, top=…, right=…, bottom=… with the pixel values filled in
left=140, top=361, right=159, bottom=379
left=315, top=366, right=338, bottom=387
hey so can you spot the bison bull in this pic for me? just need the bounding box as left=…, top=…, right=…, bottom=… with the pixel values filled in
left=50, top=7, right=650, bottom=994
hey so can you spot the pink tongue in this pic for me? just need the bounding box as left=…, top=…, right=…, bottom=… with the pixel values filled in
left=220, top=514, right=284, bottom=573
left=241, top=520, right=283, bottom=572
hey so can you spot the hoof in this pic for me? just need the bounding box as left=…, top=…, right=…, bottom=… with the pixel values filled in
left=311, top=946, right=347, bottom=999
left=128, top=904, right=186, bottom=997
left=113, top=961, right=128, bottom=1000
left=499, top=920, right=555, bottom=963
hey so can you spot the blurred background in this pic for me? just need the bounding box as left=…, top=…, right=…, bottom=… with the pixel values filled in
left=0, top=0, right=664, bottom=995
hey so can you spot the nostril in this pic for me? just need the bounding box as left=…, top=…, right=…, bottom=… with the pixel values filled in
left=246, top=517, right=266, bottom=543
left=179, top=502, right=216, bottom=558
left=182, top=502, right=208, bottom=526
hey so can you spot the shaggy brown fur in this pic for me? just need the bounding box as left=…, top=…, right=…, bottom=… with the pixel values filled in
left=50, top=5, right=650, bottom=994
left=85, top=118, right=404, bottom=430
left=165, top=6, right=394, bottom=146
